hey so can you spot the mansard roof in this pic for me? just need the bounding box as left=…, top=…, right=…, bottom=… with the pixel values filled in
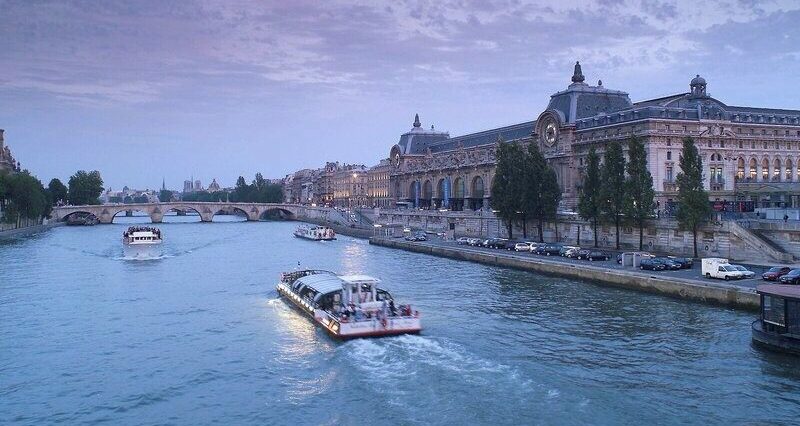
left=426, top=120, right=535, bottom=153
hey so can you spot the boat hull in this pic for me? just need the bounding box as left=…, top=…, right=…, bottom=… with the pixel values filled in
left=293, top=233, right=336, bottom=241
left=752, top=320, right=800, bottom=355
left=123, top=242, right=163, bottom=259
left=276, top=283, right=421, bottom=339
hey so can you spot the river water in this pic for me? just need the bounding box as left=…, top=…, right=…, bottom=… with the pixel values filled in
left=2, top=215, right=799, bottom=425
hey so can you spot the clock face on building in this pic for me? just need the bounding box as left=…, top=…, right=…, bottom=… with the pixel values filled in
left=393, top=152, right=401, bottom=168
left=544, top=121, right=558, bottom=146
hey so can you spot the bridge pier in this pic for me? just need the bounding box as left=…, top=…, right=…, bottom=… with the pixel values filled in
left=150, top=212, right=164, bottom=223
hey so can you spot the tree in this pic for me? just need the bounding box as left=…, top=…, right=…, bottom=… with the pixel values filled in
left=47, top=178, right=68, bottom=205
left=67, top=170, right=104, bottom=205
left=522, top=144, right=561, bottom=242
left=676, top=137, right=711, bottom=258
left=599, top=141, right=626, bottom=249
left=625, top=136, right=655, bottom=250
left=578, top=147, right=602, bottom=247
left=491, top=141, right=525, bottom=238
left=0, top=171, right=49, bottom=224
left=159, top=189, right=172, bottom=202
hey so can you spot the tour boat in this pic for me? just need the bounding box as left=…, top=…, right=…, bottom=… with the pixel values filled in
left=276, top=270, right=421, bottom=339
left=752, top=284, right=800, bottom=355
left=293, top=225, right=336, bottom=241
left=122, top=226, right=163, bottom=258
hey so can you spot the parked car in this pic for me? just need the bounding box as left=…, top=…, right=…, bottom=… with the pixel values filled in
left=640, top=258, right=667, bottom=271
left=467, top=238, right=481, bottom=246
left=528, top=242, right=544, bottom=253
left=514, top=242, right=532, bottom=252
left=653, top=257, right=682, bottom=270
left=586, top=250, right=612, bottom=261
left=456, top=237, right=470, bottom=245
left=478, top=239, right=491, bottom=247
left=485, top=238, right=508, bottom=249
left=575, top=249, right=592, bottom=260
left=730, top=265, right=755, bottom=279
left=762, top=266, right=791, bottom=281
left=667, top=256, right=694, bottom=269
left=563, top=247, right=581, bottom=258
left=559, top=245, right=578, bottom=256
left=535, top=244, right=563, bottom=256
left=779, top=269, right=800, bottom=284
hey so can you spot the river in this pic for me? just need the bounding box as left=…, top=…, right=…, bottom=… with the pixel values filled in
left=1, top=215, right=799, bottom=425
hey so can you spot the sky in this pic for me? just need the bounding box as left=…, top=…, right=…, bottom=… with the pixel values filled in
left=2, top=0, right=800, bottom=190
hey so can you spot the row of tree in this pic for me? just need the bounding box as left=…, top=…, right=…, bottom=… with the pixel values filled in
left=578, top=136, right=710, bottom=256
left=232, top=173, right=283, bottom=203
left=492, top=136, right=711, bottom=257
left=491, top=142, right=561, bottom=241
left=0, top=171, right=51, bottom=224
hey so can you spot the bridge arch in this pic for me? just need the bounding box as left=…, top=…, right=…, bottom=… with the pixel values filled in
left=259, top=207, right=295, bottom=221
left=211, top=206, right=249, bottom=222
left=109, top=207, right=153, bottom=224
left=61, top=210, right=98, bottom=224
left=162, top=205, right=212, bottom=222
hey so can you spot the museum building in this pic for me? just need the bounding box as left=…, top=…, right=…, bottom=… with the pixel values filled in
left=388, top=62, right=800, bottom=212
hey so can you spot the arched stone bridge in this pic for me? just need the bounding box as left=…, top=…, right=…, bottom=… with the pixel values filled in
left=52, top=202, right=343, bottom=224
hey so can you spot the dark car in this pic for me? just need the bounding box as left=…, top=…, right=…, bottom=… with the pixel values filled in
left=779, top=269, right=800, bottom=285
left=484, top=238, right=507, bottom=249
left=504, top=240, right=522, bottom=250
left=575, top=249, right=592, bottom=260
left=653, top=257, right=682, bottom=270
left=667, top=256, right=694, bottom=269
left=640, top=258, right=667, bottom=271
left=535, top=244, right=563, bottom=256
left=586, top=250, right=611, bottom=261
left=763, top=266, right=792, bottom=281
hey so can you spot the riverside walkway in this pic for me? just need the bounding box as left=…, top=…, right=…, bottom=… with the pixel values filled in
left=370, top=236, right=761, bottom=310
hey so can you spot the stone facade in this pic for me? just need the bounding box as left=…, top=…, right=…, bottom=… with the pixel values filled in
left=0, top=129, right=19, bottom=173
left=366, top=159, right=391, bottom=208
left=332, top=164, right=367, bottom=208
left=387, top=63, right=800, bottom=213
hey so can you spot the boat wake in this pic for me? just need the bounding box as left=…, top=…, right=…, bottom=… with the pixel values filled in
left=338, top=334, right=551, bottom=420
left=115, top=253, right=173, bottom=261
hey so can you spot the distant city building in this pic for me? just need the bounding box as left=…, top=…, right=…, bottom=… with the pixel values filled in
left=0, top=129, right=20, bottom=173
left=366, top=159, right=391, bottom=208
left=193, top=180, right=202, bottom=192
left=208, top=179, right=221, bottom=192
left=388, top=63, right=800, bottom=212
left=333, top=164, right=367, bottom=208
left=312, top=162, right=340, bottom=205
left=183, top=180, right=193, bottom=193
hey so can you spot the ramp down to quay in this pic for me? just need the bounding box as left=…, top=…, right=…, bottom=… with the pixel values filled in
left=370, top=237, right=759, bottom=311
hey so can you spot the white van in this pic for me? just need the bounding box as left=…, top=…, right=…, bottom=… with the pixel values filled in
left=701, top=258, right=742, bottom=280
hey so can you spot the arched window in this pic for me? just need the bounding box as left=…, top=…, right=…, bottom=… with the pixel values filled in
left=749, top=158, right=757, bottom=180
left=453, top=177, right=465, bottom=198
left=471, top=176, right=485, bottom=199
left=422, top=180, right=432, bottom=200
left=736, top=158, right=745, bottom=180
left=436, top=179, right=446, bottom=200
left=762, top=158, right=770, bottom=180
left=786, top=158, right=793, bottom=181
left=774, top=158, right=782, bottom=180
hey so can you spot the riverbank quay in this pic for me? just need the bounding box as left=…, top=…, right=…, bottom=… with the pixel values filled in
left=0, top=220, right=63, bottom=240
left=369, top=236, right=760, bottom=311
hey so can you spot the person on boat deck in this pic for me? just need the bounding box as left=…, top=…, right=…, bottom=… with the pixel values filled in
left=389, top=300, right=397, bottom=316
left=381, top=299, right=388, bottom=318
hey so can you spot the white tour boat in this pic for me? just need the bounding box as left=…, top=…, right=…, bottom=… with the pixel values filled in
left=122, top=226, right=163, bottom=258
left=293, top=225, right=336, bottom=241
left=276, top=270, right=421, bottom=339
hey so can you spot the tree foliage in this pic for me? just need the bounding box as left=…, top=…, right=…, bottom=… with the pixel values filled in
left=490, top=141, right=525, bottom=238
left=47, top=178, right=68, bottom=205
left=578, top=147, right=602, bottom=247
left=159, top=189, right=173, bottom=202
left=67, top=170, right=104, bottom=205
left=523, top=144, right=561, bottom=242
left=676, top=137, right=711, bottom=258
left=625, top=136, right=655, bottom=250
left=599, top=141, right=626, bottom=249
left=0, top=171, right=50, bottom=223
left=226, top=174, right=283, bottom=203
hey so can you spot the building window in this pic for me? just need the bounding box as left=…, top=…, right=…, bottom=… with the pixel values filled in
left=708, top=141, right=712, bottom=148
left=665, top=124, right=670, bottom=131
left=739, top=141, right=743, bottom=149
left=721, top=141, right=725, bottom=148
left=666, top=166, right=673, bottom=182
left=683, top=125, right=687, bottom=132
left=667, top=151, right=672, bottom=160
left=666, top=138, right=671, bottom=146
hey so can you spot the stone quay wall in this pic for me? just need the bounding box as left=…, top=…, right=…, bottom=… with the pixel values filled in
left=371, top=209, right=790, bottom=263
left=370, top=237, right=759, bottom=311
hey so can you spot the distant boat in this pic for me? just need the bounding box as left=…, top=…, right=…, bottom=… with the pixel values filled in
left=277, top=270, right=421, bottom=339
left=122, top=226, right=163, bottom=258
left=293, top=225, right=336, bottom=241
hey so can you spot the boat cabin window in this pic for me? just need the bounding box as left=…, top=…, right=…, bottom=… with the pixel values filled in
left=376, top=289, right=393, bottom=302
left=763, top=295, right=786, bottom=327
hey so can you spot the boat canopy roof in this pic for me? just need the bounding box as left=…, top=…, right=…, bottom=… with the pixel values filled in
left=339, top=275, right=381, bottom=284
left=757, top=284, right=800, bottom=301
left=294, top=273, right=345, bottom=296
